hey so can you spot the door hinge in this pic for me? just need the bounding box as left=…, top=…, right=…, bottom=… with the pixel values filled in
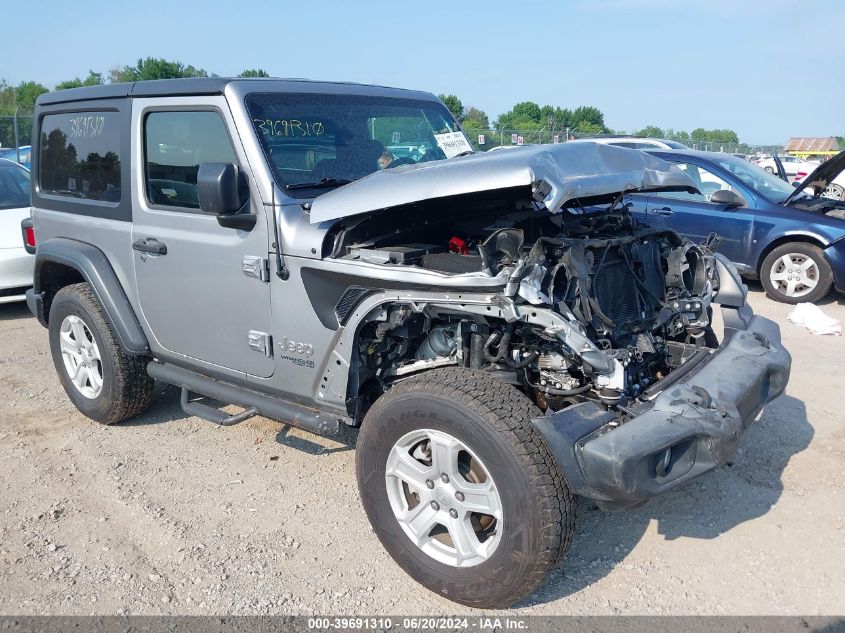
left=248, top=330, right=273, bottom=357
left=242, top=256, right=270, bottom=282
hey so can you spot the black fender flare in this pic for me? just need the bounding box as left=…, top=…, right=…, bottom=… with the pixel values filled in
left=32, top=237, right=150, bottom=355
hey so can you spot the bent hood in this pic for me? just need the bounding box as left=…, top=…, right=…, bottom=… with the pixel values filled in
left=783, top=149, right=845, bottom=205
left=309, top=142, right=697, bottom=224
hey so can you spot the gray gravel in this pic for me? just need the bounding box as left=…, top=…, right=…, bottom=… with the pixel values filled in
left=0, top=285, right=843, bottom=615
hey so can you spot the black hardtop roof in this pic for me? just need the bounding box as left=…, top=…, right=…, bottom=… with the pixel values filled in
left=36, top=77, right=438, bottom=107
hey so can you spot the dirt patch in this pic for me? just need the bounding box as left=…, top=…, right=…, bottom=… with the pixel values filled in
left=0, top=292, right=843, bottom=615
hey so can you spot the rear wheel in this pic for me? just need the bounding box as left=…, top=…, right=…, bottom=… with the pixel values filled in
left=760, top=243, right=833, bottom=304
left=356, top=367, right=574, bottom=608
left=48, top=282, right=154, bottom=424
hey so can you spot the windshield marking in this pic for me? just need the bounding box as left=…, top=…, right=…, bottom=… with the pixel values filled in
left=253, top=119, right=326, bottom=137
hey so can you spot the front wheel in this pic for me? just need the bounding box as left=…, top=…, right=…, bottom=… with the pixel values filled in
left=760, top=243, right=833, bottom=304
left=356, top=368, right=574, bottom=608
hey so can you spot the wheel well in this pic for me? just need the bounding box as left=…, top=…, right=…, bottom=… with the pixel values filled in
left=38, top=261, right=85, bottom=323
left=756, top=235, right=826, bottom=275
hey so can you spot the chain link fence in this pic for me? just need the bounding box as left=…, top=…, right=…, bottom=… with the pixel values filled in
left=0, top=114, right=34, bottom=164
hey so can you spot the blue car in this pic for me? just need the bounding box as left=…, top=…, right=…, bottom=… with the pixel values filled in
left=0, top=145, right=31, bottom=170
left=625, top=149, right=845, bottom=304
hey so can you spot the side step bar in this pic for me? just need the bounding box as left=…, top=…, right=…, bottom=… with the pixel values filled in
left=180, top=388, right=258, bottom=426
left=147, top=361, right=341, bottom=437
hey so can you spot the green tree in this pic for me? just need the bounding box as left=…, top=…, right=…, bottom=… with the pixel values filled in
left=636, top=125, right=665, bottom=138
left=496, top=102, right=608, bottom=135
left=110, top=57, right=210, bottom=83
left=0, top=81, right=50, bottom=113
left=664, top=129, right=692, bottom=145
left=462, top=106, right=489, bottom=130
left=570, top=106, right=606, bottom=131
left=495, top=102, right=542, bottom=131
left=690, top=127, right=739, bottom=146
left=238, top=68, right=270, bottom=78
left=55, top=71, right=104, bottom=91
left=438, top=94, right=464, bottom=119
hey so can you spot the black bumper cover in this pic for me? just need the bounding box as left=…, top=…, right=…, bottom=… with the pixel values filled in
left=533, top=311, right=791, bottom=509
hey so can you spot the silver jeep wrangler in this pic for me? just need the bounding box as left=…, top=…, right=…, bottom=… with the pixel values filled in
left=24, top=78, right=790, bottom=607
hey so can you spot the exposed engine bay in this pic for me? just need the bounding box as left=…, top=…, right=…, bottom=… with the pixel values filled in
left=332, top=193, right=718, bottom=416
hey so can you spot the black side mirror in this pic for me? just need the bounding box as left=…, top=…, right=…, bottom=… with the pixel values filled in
left=710, top=189, right=744, bottom=207
left=197, top=162, right=255, bottom=230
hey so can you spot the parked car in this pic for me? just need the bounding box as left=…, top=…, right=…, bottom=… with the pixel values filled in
left=625, top=149, right=845, bottom=303
left=568, top=136, right=690, bottom=150
left=0, top=145, right=32, bottom=170
left=792, top=161, right=845, bottom=201
left=0, top=158, right=34, bottom=303
left=755, top=153, right=818, bottom=177
left=24, top=78, right=789, bottom=608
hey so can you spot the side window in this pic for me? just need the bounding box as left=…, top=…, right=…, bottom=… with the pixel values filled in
left=39, top=112, right=122, bottom=202
left=144, top=111, right=237, bottom=210
left=652, top=162, right=735, bottom=203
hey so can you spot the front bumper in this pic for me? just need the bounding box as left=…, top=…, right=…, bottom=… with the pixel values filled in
left=533, top=310, right=791, bottom=509
left=824, top=239, right=845, bottom=294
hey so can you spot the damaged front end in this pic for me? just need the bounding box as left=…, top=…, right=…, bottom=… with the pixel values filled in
left=309, top=144, right=791, bottom=507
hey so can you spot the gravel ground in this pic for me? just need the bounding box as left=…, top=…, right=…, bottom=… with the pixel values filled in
left=0, top=285, right=843, bottom=616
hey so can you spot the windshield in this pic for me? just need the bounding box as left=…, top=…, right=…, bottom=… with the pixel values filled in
left=711, top=154, right=799, bottom=202
left=246, top=93, right=465, bottom=196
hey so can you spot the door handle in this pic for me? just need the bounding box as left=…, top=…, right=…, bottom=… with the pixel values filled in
left=651, top=207, right=673, bottom=216
left=132, top=238, right=167, bottom=255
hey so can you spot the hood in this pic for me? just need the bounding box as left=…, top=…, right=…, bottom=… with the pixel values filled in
left=783, top=149, right=845, bottom=205
left=309, top=142, right=698, bottom=224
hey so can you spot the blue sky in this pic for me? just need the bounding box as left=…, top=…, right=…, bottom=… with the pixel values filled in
left=2, top=0, right=842, bottom=144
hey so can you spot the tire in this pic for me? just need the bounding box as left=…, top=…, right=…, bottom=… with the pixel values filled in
left=356, top=367, right=574, bottom=608
left=760, top=243, right=833, bottom=304
left=764, top=166, right=774, bottom=174
left=48, top=282, right=154, bottom=424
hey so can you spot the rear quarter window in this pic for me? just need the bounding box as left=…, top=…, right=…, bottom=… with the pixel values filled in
left=38, top=112, right=122, bottom=202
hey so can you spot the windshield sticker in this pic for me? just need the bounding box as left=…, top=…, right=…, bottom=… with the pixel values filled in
left=434, top=132, right=473, bottom=158
left=254, top=119, right=326, bottom=137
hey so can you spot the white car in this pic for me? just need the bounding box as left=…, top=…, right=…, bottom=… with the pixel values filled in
left=793, top=158, right=845, bottom=201
left=567, top=136, right=690, bottom=150
left=0, top=158, right=34, bottom=303
left=756, top=154, right=819, bottom=177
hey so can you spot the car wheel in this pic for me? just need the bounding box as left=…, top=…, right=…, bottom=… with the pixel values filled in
left=760, top=243, right=833, bottom=304
left=356, top=367, right=574, bottom=608
left=48, top=282, right=154, bottom=424
left=822, top=183, right=845, bottom=201
left=764, top=166, right=774, bottom=174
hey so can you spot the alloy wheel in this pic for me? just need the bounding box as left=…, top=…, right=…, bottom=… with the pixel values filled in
left=822, top=183, right=845, bottom=201
left=384, top=428, right=503, bottom=568
left=59, top=315, right=104, bottom=399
